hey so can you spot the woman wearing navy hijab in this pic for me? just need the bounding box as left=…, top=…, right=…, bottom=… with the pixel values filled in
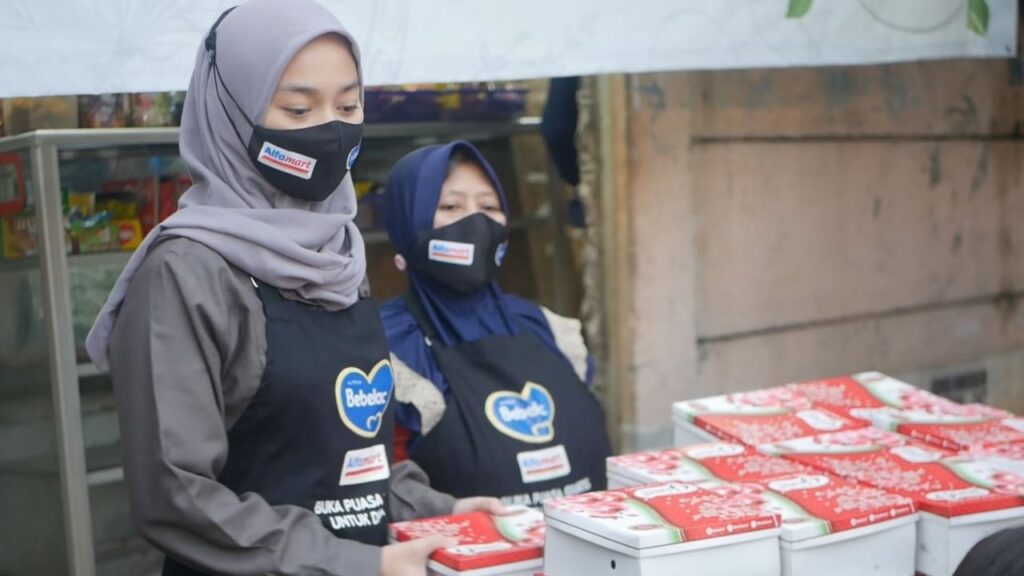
left=381, top=141, right=611, bottom=506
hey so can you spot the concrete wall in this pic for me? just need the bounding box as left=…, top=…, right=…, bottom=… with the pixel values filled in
left=603, top=56, right=1024, bottom=451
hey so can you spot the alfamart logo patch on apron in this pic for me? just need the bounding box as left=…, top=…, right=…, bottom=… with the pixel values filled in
left=258, top=141, right=317, bottom=180
left=485, top=382, right=556, bottom=443
left=335, top=359, right=394, bottom=438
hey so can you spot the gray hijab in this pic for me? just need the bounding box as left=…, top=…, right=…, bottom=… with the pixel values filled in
left=86, top=0, right=366, bottom=370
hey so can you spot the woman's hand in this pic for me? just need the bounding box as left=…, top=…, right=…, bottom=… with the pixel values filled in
left=452, top=496, right=509, bottom=516
left=380, top=534, right=456, bottom=576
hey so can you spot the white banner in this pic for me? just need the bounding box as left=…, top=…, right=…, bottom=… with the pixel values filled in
left=0, top=0, right=1017, bottom=98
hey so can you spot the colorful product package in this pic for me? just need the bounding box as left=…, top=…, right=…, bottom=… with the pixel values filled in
left=389, top=506, right=545, bottom=576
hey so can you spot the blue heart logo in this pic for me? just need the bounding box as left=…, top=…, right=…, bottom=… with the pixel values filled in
left=335, top=359, right=393, bottom=439
left=485, top=382, right=556, bottom=444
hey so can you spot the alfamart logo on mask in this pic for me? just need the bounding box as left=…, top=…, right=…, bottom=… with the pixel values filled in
left=258, top=141, right=317, bottom=180
left=485, top=382, right=556, bottom=443
left=428, top=239, right=475, bottom=266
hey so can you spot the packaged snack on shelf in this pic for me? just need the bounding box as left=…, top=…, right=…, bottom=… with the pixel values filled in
left=129, top=93, right=173, bottom=127
left=761, top=428, right=1024, bottom=576
left=68, top=212, right=118, bottom=254
left=1, top=213, right=38, bottom=259
left=672, top=388, right=866, bottom=447
left=389, top=506, right=544, bottom=576
left=787, top=371, right=960, bottom=422
left=140, top=177, right=187, bottom=234
left=78, top=94, right=130, bottom=128
left=113, top=219, right=143, bottom=250
left=543, top=482, right=782, bottom=576
left=2, top=97, right=78, bottom=135
left=0, top=152, right=27, bottom=216
left=607, top=443, right=815, bottom=489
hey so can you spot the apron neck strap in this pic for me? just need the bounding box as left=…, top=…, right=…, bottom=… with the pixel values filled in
left=402, top=290, right=441, bottom=345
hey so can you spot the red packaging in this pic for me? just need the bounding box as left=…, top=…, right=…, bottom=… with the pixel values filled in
left=673, top=388, right=867, bottom=446
left=607, top=442, right=816, bottom=488
left=544, top=482, right=781, bottom=547
left=788, top=371, right=958, bottom=421
left=761, top=427, right=1024, bottom=517
left=389, top=507, right=544, bottom=574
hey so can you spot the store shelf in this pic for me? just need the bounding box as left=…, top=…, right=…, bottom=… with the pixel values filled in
left=69, top=251, right=133, bottom=269
left=363, top=117, right=540, bottom=140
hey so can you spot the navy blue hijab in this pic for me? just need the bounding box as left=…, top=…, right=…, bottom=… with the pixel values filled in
left=380, top=141, right=579, bottom=436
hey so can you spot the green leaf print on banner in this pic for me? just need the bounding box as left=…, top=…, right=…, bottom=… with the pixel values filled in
left=968, top=0, right=990, bottom=36
left=786, top=0, right=813, bottom=19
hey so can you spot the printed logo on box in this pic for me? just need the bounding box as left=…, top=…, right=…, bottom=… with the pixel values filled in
left=633, top=482, right=699, bottom=500
left=796, top=409, right=846, bottom=431
left=767, top=474, right=831, bottom=493
left=339, top=444, right=390, bottom=486
left=926, top=487, right=991, bottom=502
left=516, top=444, right=571, bottom=484
left=429, top=239, right=475, bottom=266
left=685, top=443, right=746, bottom=460
left=258, top=142, right=316, bottom=179
left=891, top=445, right=944, bottom=464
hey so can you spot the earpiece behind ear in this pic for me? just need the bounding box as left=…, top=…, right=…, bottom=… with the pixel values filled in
left=205, top=6, right=239, bottom=59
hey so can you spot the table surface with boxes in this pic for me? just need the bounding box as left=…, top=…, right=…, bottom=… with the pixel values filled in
left=388, top=371, right=1023, bottom=576
left=0, top=120, right=580, bottom=576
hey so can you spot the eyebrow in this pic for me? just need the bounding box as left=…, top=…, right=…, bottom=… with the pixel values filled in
left=277, top=79, right=360, bottom=96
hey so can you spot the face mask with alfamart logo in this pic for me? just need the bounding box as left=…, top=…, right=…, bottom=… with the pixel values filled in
left=408, top=212, right=510, bottom=294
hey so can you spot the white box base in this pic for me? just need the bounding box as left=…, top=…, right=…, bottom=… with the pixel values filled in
left=916, top=508, right=1024, bottom=576
left=607, top=471, right=637, bottom=490
left=672, top=419, right=721, bottom=447
left=543, top=518, right=781, bottom=576
left=781, top=515, right=916, bottom=576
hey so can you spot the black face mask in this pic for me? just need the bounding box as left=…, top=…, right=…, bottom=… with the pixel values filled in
left=408, top=212, right=510, bottom=294
left=247, top=120, right=363, bottom=202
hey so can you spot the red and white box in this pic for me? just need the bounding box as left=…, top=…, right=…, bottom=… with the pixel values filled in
left=868, top=405, right=1024, bottom=452
left=672, top=388, right=866, bottom=447
left=543, top=482, right=782, bottom=576
left=710, top=475, right=917, bottom=576
left=607, top=442, right=816, bottom=489
left=787, top=371, right=959, bottom=422
left=389, top=506, right=545, bottom=576
left=761, top=427, right=1024, bottom=576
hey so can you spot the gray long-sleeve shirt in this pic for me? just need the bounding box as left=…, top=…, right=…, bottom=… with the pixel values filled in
left=108, top=237, right=456, bottom=576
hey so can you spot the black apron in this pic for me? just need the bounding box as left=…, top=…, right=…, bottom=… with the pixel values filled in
left=405, top=293, right=610, bottom=506
left=164, top=280, right=395, bottom=576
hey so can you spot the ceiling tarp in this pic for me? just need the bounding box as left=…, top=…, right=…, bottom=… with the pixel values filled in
left=0, top=0, right=1017, bottom=98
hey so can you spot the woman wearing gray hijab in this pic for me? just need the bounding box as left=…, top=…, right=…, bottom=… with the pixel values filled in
left=85, top=1, right=500, bottom=574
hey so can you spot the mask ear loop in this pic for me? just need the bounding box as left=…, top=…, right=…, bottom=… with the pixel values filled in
left=204, top=6, right=256, bottom=151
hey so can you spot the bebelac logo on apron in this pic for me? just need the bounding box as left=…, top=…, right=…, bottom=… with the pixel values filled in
left=485, top=382, right=556, bottom=443
left=335, top=359, right=394, bottom=438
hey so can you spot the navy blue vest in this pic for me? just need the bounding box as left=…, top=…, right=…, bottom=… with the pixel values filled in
left=164, top=281, right=394, bottom=575
left=405, top=293, right=610, bottom=506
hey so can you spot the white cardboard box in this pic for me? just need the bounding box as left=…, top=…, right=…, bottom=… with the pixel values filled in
left=916, top=506, right=1024, bottom=576
left=760, top=428, right=1024, bottom=576
left=543, top=482, right=782, bottom=576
